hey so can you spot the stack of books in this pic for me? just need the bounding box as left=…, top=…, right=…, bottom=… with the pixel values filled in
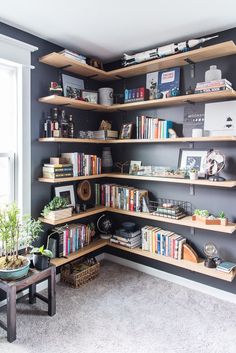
left=141, top=225, right=186, bottom=260
left=152, top=204, right=186, bottom=220
left=95, top=183, right=149, bottom=212
left=194, top=79, right=232, bottom=94
left=92, top=130, right=118, bottom=140
left=61, top=152, right=102, bottom=176
left=216, top=261, right=236, bottom=273
left=136, top=115, right=173, bottom=139
left=60, top=49, right=87, bottom=64
left=42, top=163, right=73, bottom=179
left=110, top=229, right=141, bottom=248
left=49, top=223, right=93, bottom=258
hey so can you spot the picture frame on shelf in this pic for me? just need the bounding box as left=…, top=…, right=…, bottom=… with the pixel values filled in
left=129, top=160, right=142, bottom=175
left=178, top=149, right=208, bottom=178
left=54, top=185, right=75, bottom=208
left=61, top=74, right=84, bottom=98
left=120, top=123, right=133, bottom=139
left=81, top=90, right=98, bottom=104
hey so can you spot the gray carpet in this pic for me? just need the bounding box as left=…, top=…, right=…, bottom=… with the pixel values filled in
left=0, top=260, right=236, bottom=353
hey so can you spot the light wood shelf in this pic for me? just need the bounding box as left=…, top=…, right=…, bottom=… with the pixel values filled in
left=38, top=173, right=236, bottom=188
left=109, top=41, right=236, bottom=79
left=39, top=52, right=110, bottom=81
left=109, top=243, right=236, bottom=282
left=51, top=239, right=108, bottom=267
left=38, top=95, right=110, bottom=111
left=39, top=206, right=106, bottom=225
left=39, top=205, right=236, bottom=233
left=38, top=174, right=105, bottom=183
left=39, top=90, right=236, bottom=112
left=106, top=208, right=236, bottom=234
left=39, top=136, right=236, bottom=144
left=39, top=41, right=236, bottom=81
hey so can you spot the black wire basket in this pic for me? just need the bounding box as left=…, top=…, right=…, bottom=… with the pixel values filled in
left=149, top=198, right=192, bottom=220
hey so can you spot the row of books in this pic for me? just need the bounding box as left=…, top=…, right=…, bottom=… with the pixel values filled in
left=43, top=163, right=73, bottom=179
left=60, top=49, right=87, bottom=64
left=195, top=79, right=232, bottom=94
left=136, top=115, right=173, bottom=139
left=110, top=229, right=141, bottom=248
left=95, top=183, right=149, bottom=212
left=61, top=152, right=102, bottom=177
left=49, top=223, right=93, bottom=258
left=142, top=226, right=186, bottom=260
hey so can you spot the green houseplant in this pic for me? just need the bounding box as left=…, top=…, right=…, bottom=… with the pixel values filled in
left=0, top=203, right=43, bottom=280
left=30, top=245, right=53, bottom=270
left=41, top=196, right=72, bottom=221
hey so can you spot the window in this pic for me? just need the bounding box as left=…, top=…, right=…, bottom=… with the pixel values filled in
left=0, top=34, right=37, bottom=214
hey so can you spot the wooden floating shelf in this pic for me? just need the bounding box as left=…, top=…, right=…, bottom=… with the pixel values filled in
left=38, top=173, right=236, bottom=188
left=39, top=136, right=236, bottom=144
left=39, top=41, right=236, bottom=81
left=38, top=95, right=110, bottom=112
left=51, top=239, right=108, bottom=267
left=39, top=90, right=236, bottom=112
left=39, top=206, right=106, bottom=225
left=109, top=243, right=235, bottom=282
left=50, top=239, right=235, bottom=281
left=106, top=208, right=236, bottom=234
left=39, top=205, right=236, bottom=233
left=39, top=52, right=110, bottom=81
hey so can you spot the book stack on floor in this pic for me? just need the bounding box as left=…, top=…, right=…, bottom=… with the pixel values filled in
left=48, top=223, right=93, bottom=258
left=43, top=163, right=73, bottom=179
left=216, top=261, right=236, bottom=273
left=194, top=79, right=232, bottom=94
left=60, top=49, right=87, bottom=64
left=136, top=115, right=173, bottom=139
left=61, top=152, right=102, bottom=176
left=95, top=183, right=149, bottom=212
left=141, top=225, right=186, bottom=260
left=110, top=228, right=141, bottom=249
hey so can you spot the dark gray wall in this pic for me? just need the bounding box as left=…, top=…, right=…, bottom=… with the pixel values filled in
left=1, top=21, right=236, bottom=294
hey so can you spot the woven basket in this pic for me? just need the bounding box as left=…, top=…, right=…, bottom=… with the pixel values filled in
left=61, top=261, right=100, bottom=288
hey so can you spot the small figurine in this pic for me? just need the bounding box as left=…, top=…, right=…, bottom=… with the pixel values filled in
left=156, top=89, right=163, bottom=99
left=115, top=161, right=129, bottom=174
left=49, top=82, right=63, bottom=96
left=168, top=128, right=177, bottom=138
left=99, top=120, right=112, bottom=131
left=89, top=58, right=104, bottom=70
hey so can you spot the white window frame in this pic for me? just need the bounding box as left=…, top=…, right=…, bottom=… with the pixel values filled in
left=0, top=34, right=38, bottom=215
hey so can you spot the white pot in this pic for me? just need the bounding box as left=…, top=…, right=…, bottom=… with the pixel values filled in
left=189, top=172, right=198, bottom=180
left=99, top=87, right=114, bottom=106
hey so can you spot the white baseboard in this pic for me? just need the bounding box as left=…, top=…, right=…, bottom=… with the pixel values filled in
left=104, top=253, right=236, bottom=304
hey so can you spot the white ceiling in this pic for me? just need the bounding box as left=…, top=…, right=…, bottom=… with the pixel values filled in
left=1, top=0, right=236, bottom=62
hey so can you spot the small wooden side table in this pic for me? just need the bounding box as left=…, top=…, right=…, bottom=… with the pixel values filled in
left=0, top=265, right=56, bottom=342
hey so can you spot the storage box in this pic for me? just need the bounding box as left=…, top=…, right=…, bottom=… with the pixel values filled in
left=61, top=260, right=100, bottom=288
left=204, top=101, right=236, bottom=136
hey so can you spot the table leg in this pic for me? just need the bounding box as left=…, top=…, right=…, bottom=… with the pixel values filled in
left=7, top=286, right=16, bottom=343
left=48, top=267, right=56, bottom=316
left=29, top=283, right=36, bottom=304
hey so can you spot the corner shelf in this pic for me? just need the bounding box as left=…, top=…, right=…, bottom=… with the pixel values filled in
left=38, top=173, right=236, bottom=188
left=39, top=206, right=236, bottom=233
left=51, top=239, right=108, bottom=267
left=39, top=136, right=236, bottom=144
left=109, top=243, right=235, bottom=282
left=39, top=41, right=236, bottom=81
left=38, top=206, right=106, bottom=225
left=39, top=90, right=236, bottom=112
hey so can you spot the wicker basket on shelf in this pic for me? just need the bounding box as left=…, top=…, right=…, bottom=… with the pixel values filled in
left=61, top=258, right=100, bottom=288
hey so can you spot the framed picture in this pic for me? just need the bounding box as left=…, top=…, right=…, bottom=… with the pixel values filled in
left=120, top=123, right=133, bottom=139
left=61, top=74, right=84, bottom=98
left=129, top=160, right=142, bottom=175
left=178, top=149, right=208, bottom=177
left=81, top=90, right=98, bottom=104
left=54, top=185, right=75, bottom=207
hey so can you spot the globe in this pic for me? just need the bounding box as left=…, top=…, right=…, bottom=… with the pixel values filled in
left=97, top=214, right=113, bottom=239
left=204, top=242, right=218, bottom=268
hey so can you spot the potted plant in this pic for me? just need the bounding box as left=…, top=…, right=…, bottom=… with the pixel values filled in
left=189, top=168, right=198, bottom=180
left=0, top=203, right=43, bottom=280
left=41, top=196, right=72, bottom=221
left=192, top=209, right=228, bottom=226
left=218, top=211, right=228, bottom=226
left=30, top=245, right=53, bottom=270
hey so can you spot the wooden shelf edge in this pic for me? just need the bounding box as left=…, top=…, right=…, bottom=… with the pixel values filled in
left=108, top=243, right=235, bottom=282
left=38, top=174, right=105, bottom=183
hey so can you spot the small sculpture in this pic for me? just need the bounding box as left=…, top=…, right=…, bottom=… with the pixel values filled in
left=99, top=120, right=112, bottom=131
left=115, top=161, right=129, bottom=174
left=168, top=128, right=177, bottom=138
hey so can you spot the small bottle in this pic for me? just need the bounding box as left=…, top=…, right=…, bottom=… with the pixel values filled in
left=61, top=110, right=68, bottom=138
left=68, top=115, right=74, bottom=138
left=44, top=113, right=53, bottom=137
left=52, top=108, right=60, bottom=138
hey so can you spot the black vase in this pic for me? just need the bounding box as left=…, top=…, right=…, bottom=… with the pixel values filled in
left=33, top=254, right=50, bottom=270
